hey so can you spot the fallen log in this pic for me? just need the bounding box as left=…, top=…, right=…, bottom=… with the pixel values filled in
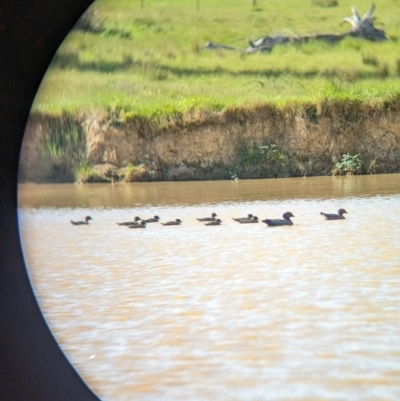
left=340, top=3, right=386, bottom=41
left=203, top=3, right=387, bottom=54
left=203, top=41, right=239, bottom=51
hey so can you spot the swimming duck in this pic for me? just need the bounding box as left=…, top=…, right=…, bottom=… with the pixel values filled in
left=127, top=220, right=145, bottom=228
left=196, top=213, right=217, bottom=222
left=129, top=221, right=146, bottom=229
left=204, top=219, right=222, bottom=226
left=320, top=209, right=348, bottom=220
left=71, top=216, right=92, bottom=225
left=262, top=212, right=295, bottom=227
left=117, top=216, right=141, bottom=226
left=238, top=216, right=259, bottom=224
left=142, top=215, right=160, bottom=223
left=232, top=214, right=254, bottom=223
left=161, top=219, right=182, bottom=226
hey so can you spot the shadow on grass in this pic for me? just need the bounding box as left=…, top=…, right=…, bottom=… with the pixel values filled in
left=52, top=52, right=134, bottom=73
left=52, top=51, right=395, bottom=81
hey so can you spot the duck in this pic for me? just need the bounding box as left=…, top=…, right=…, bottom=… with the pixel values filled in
left=161, top=219, right=182, bottom=226
left=71, top=216, right=92, bottom=225
left=196, top=213, right=217, bottom=222
left=204, top=219, right=222, bottom=226
left=142, top=215, right=160, bottom=223
left=117, top=216, right=141, bottom=226
left=238, top=216, right=259, bottom=224
left=127, top=220, right=145, bottom=228
left=232, top=214, right=254, bottom=223
left=262, top=212, right=295, bottom=227
left=129, top=221, right=146, bottom=229
left=320, top=209, right=348, bottom=220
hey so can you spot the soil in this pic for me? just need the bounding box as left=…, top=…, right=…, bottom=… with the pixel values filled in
left=19, top=107, right=400, bottom=182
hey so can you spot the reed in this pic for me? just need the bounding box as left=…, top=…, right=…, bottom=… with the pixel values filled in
left=42, top=116, right=85, bottom=163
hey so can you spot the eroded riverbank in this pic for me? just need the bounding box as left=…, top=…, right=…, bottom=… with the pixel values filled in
left=19, top=101, right=400, bottom=183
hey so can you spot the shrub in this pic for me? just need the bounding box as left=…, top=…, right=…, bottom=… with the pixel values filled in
left=332, top=153, right=362, bottom=175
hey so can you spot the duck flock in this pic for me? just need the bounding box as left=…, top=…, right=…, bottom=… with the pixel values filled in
left=70, top=209, right=348, bottom=227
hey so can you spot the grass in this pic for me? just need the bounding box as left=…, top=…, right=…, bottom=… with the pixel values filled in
left=122, top=163, right=149, bottom=181
left=75, top=164, right=104, bottom=183
left=31, top=0, right=400, bottom=117
left=42, top=115, right=85, bottom=162
left=312, top=0, right=338, bottom=7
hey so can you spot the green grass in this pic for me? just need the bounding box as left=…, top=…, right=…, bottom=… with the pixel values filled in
left=122, top=163, right=148, bottom=181
left=41, top=115, right=86, bottom=161
left=31, top=0, right=400, bottom=117
left=75, top=163, right=106, bottom=183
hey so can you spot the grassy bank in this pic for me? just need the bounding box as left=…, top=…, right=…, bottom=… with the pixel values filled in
left=32, top=0, right=400, bottom=118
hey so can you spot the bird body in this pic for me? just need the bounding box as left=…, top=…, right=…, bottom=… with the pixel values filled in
left=262, top=212, right=295, bottom=227
left=142, top=215, right=160, bottom=223
left=71, top=216, right=92, bottom=225
left=238, top=216, right=259, bottom=224
left=233, top=214, right=254, bottom=223
left=117, top=216, right=141, bottom=226
left=320, top=209, right=348, bottom=220
left=204, top=219, right=222, bottom=226
left=197, top=213, right=217, bottom=222
left=129, top=221, right=146, bottom=229
left=161, top=219, right=182, bottom=226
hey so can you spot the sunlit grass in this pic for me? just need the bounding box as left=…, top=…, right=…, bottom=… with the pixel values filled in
left=31, top=0, right=400, bottom=116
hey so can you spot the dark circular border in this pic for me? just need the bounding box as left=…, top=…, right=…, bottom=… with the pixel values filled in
left=0, top=1, right=100, bottom=399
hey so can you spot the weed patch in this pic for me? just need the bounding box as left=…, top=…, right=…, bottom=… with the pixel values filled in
left=75, top=164, right=104, bottom=183
left=122, top=164, right=149, bottom=182
left=332, top=153, right=363, bottom=175
left=234, top=143, right=288, bottom=178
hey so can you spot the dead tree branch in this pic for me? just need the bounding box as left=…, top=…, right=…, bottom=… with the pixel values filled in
left=203, top=3, right=387, bottom=54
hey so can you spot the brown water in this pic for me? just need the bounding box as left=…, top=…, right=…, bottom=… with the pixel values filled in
left=18, top=175, right=400, bottom=400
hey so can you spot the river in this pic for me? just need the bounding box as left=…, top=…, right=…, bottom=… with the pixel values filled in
left=18, top=175, right=400, bottom=400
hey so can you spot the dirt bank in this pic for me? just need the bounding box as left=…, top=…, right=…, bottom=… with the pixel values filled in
left=18, top=102, right=400, bottom=183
